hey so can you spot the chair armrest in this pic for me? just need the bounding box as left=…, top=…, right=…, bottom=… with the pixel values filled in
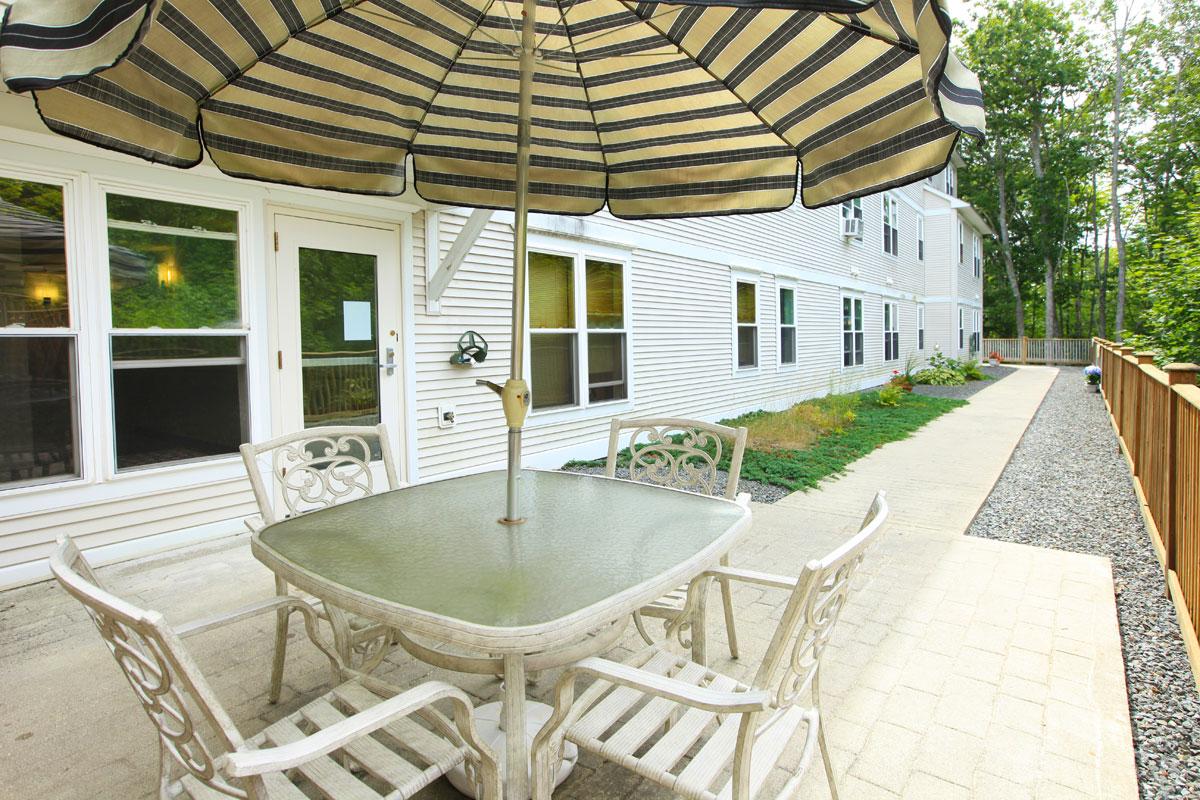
left=700, top=566, right=797, bottom=592
left=176, top=595, right=320, bottom=638
left=564, top=656, right=770, bottom=714
left=223, top=681, right=484, bottom=778
left=244, top=515, right=265, bottom=534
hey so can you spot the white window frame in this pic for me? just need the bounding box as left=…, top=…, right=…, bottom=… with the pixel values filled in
left=972, top=233, right=982, bottom=278
left=733, top=273, right=759, bottom=374
left=525, top=239, right=634, bottom=423
left=98, top=181, right=256, bottom=480
left=839, top=197, right=863, bottom=240
left=917, top=303, right=926, bottom=350
left=777, top=282, right=797, bottom=369
left=958, top=220, right=966, bottom=264
left=972, top=309, right=982, bottom=354
left=958, top=307, right=965, bottom=350
left=882, top=194, right=899, bottom=257
left=0, top=164, right=94, bottom=494
left=946, top=164, right=957, bottom=196
left=916, top=216, right=925, bottom=261
left=841, top=294, right=864, bottom=368
left=883, top=301, right=900, bottom=362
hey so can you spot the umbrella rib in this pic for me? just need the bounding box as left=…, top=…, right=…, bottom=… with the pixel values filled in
left=539, top=5, right=686, bottom=54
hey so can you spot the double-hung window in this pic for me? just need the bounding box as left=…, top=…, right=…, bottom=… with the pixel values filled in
left=958, top=308, right=965, bottom=349
left=972, top=310, right=981, bottom=354
left=946, top=164, right=957, bottom=196
left=917, top=304, right=926, bottom=350
left=917, top=216, right=925, bottom=261
left=883, top=302, right=900, bottom=361
left=840, top=197, right=862, bottom=238
left=736, top=280, right=758, bottom=369
left=958, top=220, right=966, bottom=264
left=842, top=296, right=863, bottom=367
left=882, top=194, right=899, bottom=256
left=1, top=176, right=80, bottom=488
left=972, top=234, right=982, bottom=278
left=529, top=251, right=628, bottom=410
left=105, top=193, right=249, bottom=470
left=778, top=286, right=796, bottom=366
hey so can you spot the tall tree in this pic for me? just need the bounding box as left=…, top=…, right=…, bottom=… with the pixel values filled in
left=1110, top=0, right=1131, bottom=337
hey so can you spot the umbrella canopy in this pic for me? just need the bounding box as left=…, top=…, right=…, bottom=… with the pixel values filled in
left=0, top=0, right=984, bottom=521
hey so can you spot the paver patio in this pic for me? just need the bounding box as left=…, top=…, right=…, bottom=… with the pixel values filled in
left=0, top=366, right=1138, bottom=799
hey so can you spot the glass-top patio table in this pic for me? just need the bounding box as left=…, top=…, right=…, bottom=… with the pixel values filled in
left=251, top=468, right=752, bottom=800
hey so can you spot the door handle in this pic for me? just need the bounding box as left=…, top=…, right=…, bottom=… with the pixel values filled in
left=379, top=347, right=396, bottom=376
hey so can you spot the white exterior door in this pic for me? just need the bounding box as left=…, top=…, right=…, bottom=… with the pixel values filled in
left=273, top=214, right=404, bottom=471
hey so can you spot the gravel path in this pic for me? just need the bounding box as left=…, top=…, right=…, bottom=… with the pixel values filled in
left=911, top=364, right=1017, bottom=399
left=969, top=369, right=1200, bottom=797
left=561, top=464, right=790, bottom=504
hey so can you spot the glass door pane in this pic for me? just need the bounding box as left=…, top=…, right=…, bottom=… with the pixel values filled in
left=298, top=247, right=379, bottom=429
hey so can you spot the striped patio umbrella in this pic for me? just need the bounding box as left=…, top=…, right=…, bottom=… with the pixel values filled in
left=1, top=0, right=984, bottom=522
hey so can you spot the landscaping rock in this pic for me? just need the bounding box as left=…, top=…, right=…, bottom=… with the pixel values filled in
left=911, top=364, right=1017, bottom=399
left=560, top=465, right=790, bottom=504
left=968, top=368, right=1200, bottom=797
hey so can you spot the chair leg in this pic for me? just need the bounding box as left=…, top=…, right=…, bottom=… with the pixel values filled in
left=269, top=575, right=290, bottom=704
left=813, top=666, right=838, bottom=800
left=718, top=555, right=739, bottom=659
left=632, top=611, right=656, bottom=647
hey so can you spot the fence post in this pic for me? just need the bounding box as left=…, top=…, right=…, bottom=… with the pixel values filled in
left=1020, top=336, right=1028, bottom=364
left=1165, top=363, right=1200, bottom=580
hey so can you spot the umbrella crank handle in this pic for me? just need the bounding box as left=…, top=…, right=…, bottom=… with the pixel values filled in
left=476, top=379, right=531, bottom=429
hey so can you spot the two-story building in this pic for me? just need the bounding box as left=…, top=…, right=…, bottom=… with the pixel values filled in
left=0, top=87, right=990, bottom=587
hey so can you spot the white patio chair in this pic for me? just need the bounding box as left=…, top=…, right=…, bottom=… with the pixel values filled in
left=50, top=536, right=501, bottom=800
left=240, top=424, right=401, bottom=702
left=530, top=491, right=889, bottom=800
left=606, top=417, right=749, bottom=659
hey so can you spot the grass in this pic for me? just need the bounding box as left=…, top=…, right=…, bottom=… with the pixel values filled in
left=565, top=390, right=965, bottom=493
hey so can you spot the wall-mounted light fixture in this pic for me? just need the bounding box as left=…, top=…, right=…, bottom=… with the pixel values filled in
left=25, top=272, right=63, bottom=307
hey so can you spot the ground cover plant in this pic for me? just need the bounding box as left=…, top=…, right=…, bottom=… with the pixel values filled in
left=912, top=351, right=990, bottom=386
left=567, top=389, right=964, bottom=492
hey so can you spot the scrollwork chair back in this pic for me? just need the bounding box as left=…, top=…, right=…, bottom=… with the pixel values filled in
left=50, top=537, right=252, bottom=799
left=240, top=424, right=399, bottom=524
left=606, top=417, right=748, bottom=500
left=753, top=491, right=889, bottom=709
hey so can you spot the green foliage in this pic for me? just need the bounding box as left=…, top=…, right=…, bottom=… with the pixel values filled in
left=876, top=385, right=905, bottom=407
left=0, top=176, right=63, bottom=220
left=956, top=359, right=989, bottom=381
left=564, top=393, right=964, bottom=493
left=1123, top=203, right=1200, bottom=363
left=913, top=366, right=966, bottom=386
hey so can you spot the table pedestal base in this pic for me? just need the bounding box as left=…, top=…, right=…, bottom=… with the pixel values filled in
left=446, top=701, right=577, bottom=799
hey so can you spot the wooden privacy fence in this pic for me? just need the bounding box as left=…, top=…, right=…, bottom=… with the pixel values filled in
left=982, top=337, right=1093, bottom=364
left=1094, top=338, right=1200, bottom=678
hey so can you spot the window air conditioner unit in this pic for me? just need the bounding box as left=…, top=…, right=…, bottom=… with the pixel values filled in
left=842, top=218, right=863, bottom=239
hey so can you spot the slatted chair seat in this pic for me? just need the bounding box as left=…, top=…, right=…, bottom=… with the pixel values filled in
left=606, top=418, right=750, bottom=660
left=50, top=536, right=500, bottom=800
left=533, top=492, right=890, bottom=800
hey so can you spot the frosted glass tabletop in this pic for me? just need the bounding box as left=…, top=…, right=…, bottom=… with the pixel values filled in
left=253, top=470, right=749, bottom=647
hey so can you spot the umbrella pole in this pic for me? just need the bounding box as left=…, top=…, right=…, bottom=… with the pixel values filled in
left=499, top=0, right=538, bottom=524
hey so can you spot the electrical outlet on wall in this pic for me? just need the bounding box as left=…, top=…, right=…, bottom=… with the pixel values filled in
left=437, top=403, right=456, bottom=429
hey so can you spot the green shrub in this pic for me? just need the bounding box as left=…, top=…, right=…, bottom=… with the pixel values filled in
left=956, top=359, right=988, bottom=381
left=913, top=366, right=966, bottom=385
left=876, top=385, right=905, bottom=406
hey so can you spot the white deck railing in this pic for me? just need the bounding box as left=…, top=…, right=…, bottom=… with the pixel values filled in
left=982, top=338, right=1094, bottom=365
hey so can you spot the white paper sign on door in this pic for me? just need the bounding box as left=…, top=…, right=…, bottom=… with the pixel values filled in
left=343, top=301, right=372, bottom=341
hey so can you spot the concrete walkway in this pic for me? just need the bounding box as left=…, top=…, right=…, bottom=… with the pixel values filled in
left=0, top=366, right=1138, bottom=799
